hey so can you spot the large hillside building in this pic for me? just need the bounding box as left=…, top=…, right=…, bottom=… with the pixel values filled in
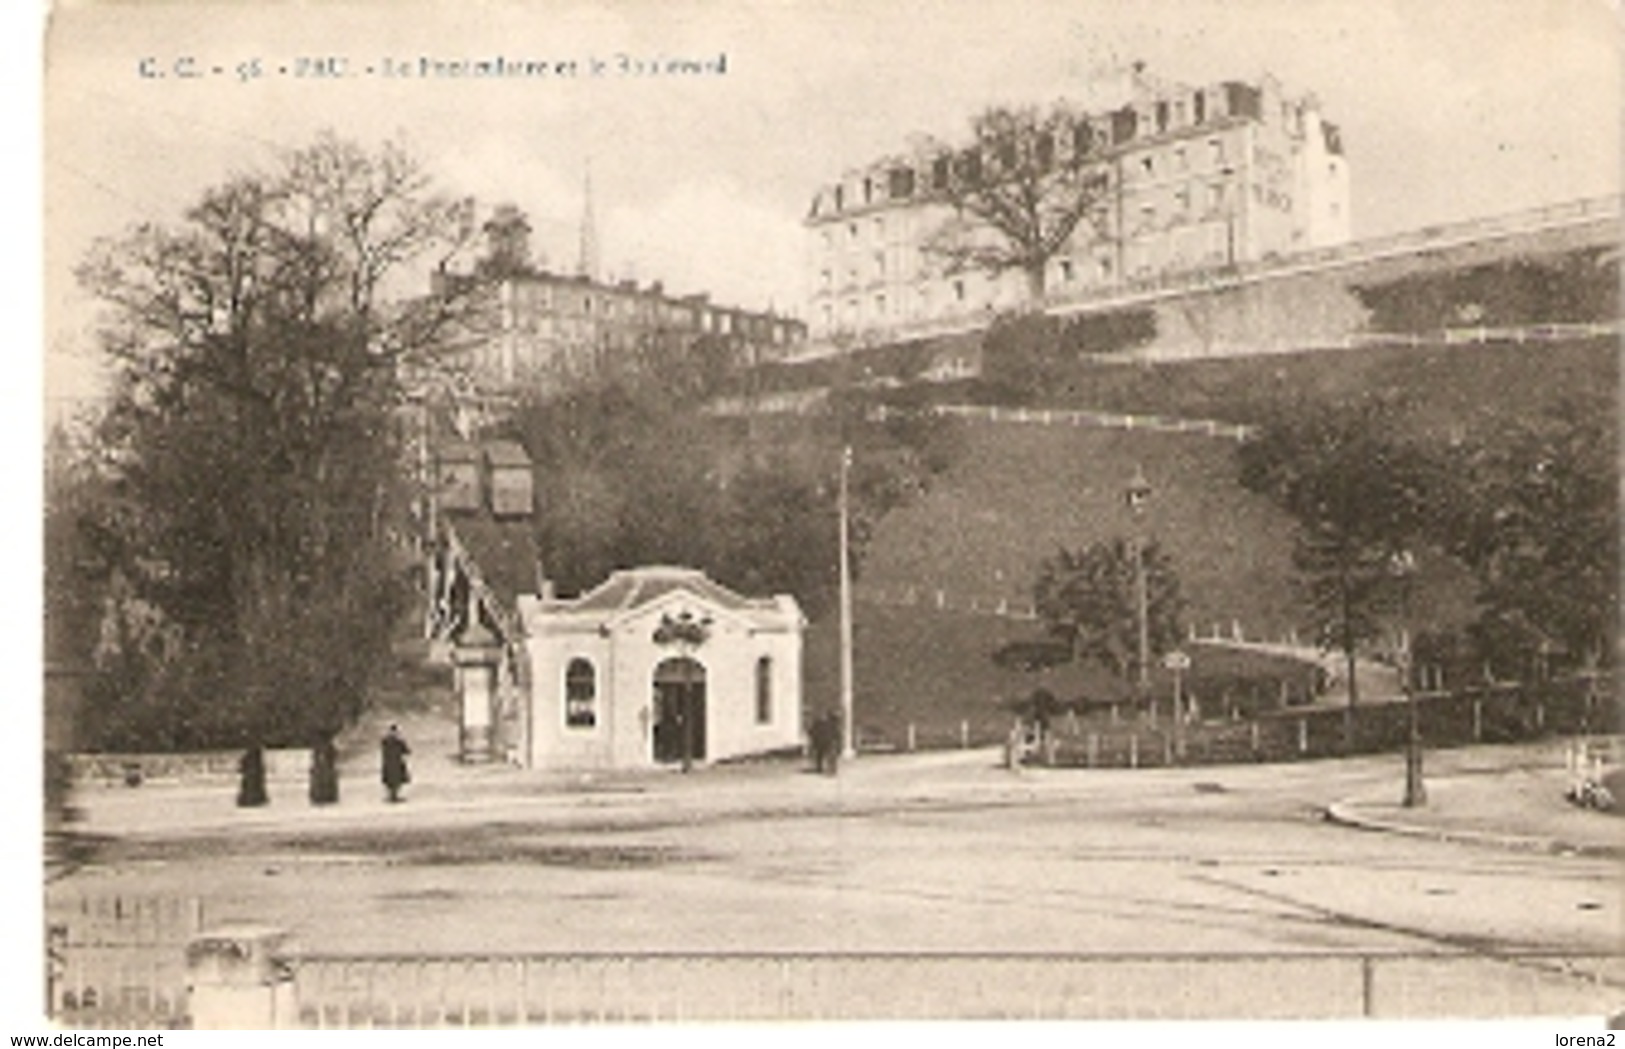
left=804, top=64, right=1350, bottom=341
left=435, top=208, right=806, bottom=397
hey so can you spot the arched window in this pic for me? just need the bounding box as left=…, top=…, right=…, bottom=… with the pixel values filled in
left=755, top=656, right=772, bottom=724
left=565, top=658, right=596, bottom=728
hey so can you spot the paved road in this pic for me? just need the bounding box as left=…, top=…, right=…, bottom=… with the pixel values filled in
left=52, top=743, right=1616, bottom=959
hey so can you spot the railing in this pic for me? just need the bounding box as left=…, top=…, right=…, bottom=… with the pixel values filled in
left=915, top=402, right=1256, bottom=439
left=66, top=749, right=309, bottom=788
left=292, top=949, right=1624, bottom=1024
left=48, top=919, right=1625, bottom=1026
left=1044, top=675, right=1616, bottom=770
left=857, top=583, right=1040, bottom=622
left=46, top=894, right=204, bottom=1029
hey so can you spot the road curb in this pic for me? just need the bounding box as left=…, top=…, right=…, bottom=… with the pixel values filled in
left=1322, top=799, right=1619, bottom=858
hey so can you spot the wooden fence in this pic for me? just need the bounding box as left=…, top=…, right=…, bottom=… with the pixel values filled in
left=1041, top=675, right=1615, bottom=770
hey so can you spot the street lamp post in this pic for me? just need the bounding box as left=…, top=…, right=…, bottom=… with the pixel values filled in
left=1125, top=466, right=1153, bottom=719
left=1389, top=550, right=1425, bottom=808
left=838, top=445, right=856, bottom=762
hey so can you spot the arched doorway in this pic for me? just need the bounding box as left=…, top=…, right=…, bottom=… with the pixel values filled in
left=652, top=657, right=706, bottom=765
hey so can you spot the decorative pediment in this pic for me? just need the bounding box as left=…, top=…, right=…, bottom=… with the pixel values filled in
left=518, top=566, right=802, bottom=638
left=652, top=609, right=714, bottom=649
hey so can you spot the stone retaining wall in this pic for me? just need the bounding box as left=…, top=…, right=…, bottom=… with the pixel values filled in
left=67, top=748, right=312, bottom=788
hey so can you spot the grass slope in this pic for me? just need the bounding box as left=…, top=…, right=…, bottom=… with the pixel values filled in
left=1034, top=336, right=1615, bottom=442
left=857, top=422, right=1307, bottom=637
left=790, top=338, right=1622, bottom=744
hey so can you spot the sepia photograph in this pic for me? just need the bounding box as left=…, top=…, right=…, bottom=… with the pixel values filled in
left=35, top=0, right=1622, bottom=1032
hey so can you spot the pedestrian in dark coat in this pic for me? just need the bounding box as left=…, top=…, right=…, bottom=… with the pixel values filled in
left=824, top=711, right=842, bottom=775
left=309, top=731, right=339, bottom=805
left=808, top=715, right=827, bottom=773
left=237, top=744, right=268, bottom=808
left=811, top=712, right=841, bottom=775
left=381, top=725, right=411, bottom=803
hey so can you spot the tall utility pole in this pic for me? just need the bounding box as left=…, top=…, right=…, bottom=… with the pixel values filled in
left=1391, top=550, right=1425, bottom=808
left=415, top=389, right=441, bottom=641
left=838, top=445, right=855, bottom=760
left=1125, top=465, right=1153, bottom=701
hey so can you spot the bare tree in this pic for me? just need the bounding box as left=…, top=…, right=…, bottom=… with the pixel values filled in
left=926, top=105, right=1112, bottom=301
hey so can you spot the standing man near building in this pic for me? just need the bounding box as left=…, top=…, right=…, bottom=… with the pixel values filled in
left=381, top=724, right=412, bottom=803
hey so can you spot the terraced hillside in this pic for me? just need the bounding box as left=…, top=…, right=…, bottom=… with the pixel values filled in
left=800, top=416, right=1477, bottom=742
left=1032, top=336, right=1616, bottom=442
left=789, top=337, right=1616, bottom=743
left=859, top=422, right=1302, bottom=633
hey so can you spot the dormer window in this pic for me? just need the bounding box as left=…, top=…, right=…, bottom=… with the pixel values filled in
left=1035, top=133, right=1054, bottom=170
left=956, top=150, right=982, bottom=184
left=888, top=167, right=915, bottom=199
left=1073, top=122, right=1093, bottom=156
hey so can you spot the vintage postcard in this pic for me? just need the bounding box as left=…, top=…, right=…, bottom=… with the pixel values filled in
left=34, top=0, right=1622, bottom=1035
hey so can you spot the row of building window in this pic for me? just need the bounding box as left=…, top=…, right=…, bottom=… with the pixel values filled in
left=513, top=302, right=796, bottom=342
left=818, top=186, right=1231, bottom=296
left=1129, top=182, right=1236, bottom=234
left=560, top=656, right=776, bottom=730
left=813, top=222, right=1255, bottom=330
left=819, top=138, right=1236, bottom=259
left=818, top=274, right=1003, bottom=330
left=507, top=282, right=800, bottom=345
left=816, top=82, right=1275, bottom=219
left=1129, top=137, right=1231, bottom=184
left=822, top=149, right=1224, bottom=244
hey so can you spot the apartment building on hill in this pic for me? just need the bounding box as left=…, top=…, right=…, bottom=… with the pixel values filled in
left=804, top=64, right=1351, bottom=341
left=434, top=206, right=806, bottom=397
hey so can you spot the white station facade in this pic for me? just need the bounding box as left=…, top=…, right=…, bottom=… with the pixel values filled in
left=516, top=567, right=806, bottom=770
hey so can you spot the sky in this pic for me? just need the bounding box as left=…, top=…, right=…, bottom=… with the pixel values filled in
left=41, top=0, right=1623, bottom=412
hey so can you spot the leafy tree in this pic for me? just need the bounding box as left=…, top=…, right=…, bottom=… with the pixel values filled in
left=44, top=422, right=107, bottom=684
left=1351, top=248, right=1619, bottom=332
left=1450, top=396, right=1618, bottom=674
left=511, top=372, right=942, bottom=621
left=477, top=203, right=536, bottom=278
left=926, top=105, right=1112, bottom=300
left=1061, top=307, right=1157, bottom=357
left=72, top=133, right=479, bottom=749
left=1033, top=538, right=1185, bottom=685
left=1238, top=400, right=1436, bottom=706
left=979, top=312, right=1067, bottom=403
left=977, top=307, right=1159, bottom=403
